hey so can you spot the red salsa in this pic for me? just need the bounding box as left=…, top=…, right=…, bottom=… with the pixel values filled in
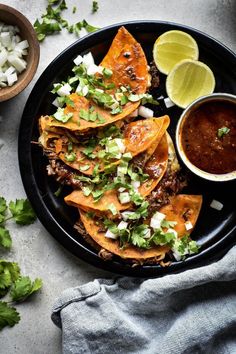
left=181, top=100, right=236, bottom=174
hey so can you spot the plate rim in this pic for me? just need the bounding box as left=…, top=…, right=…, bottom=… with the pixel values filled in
left=18, top=20, right=236, bottom=277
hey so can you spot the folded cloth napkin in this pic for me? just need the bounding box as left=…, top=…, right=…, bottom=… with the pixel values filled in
left=52, top=246, right=236, bottom=354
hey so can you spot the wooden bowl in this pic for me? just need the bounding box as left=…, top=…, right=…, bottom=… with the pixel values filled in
left=0, top=4, right=40, bottom=102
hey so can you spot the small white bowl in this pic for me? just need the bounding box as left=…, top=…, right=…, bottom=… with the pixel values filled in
left=176, top=93, right=236, bottom=182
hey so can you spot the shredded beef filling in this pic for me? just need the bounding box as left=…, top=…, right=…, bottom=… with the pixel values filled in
left=149, top=61, right=160, bottom=89
left=147, top=169, right=187, bottom=214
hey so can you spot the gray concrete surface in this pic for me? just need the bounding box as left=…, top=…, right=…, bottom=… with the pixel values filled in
left=0, top=0, right=235, bottom=353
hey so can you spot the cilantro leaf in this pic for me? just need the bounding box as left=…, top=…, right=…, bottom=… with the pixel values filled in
left=10, top=276, right=43, bottom=303
left=34, top=18, right=61, bottom=42
left=0, top=197, right=7, bottom=215
left=217, top=126, right=230, bottom=138
left=131, top=225, right=149, bottom=248
left=9, top=199, right=37, bottom=225
left=83, top=20, right=100, bottom=33
left=0, top=302, right=20, bottom=330
left=0, top=227, right=12, bottom=249
left=53, top=108, right=73, bottom=123
left=92, top=0, right=99, bottom=13
left=0, top=261, right=20, bottom=290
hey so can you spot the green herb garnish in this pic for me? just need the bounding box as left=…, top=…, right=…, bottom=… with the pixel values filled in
left=217, top=126, right=230, bottom=138
left=92, top=0, right=99, bottom=13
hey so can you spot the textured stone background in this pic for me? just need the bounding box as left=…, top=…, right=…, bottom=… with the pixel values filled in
left=0, top=1, right=235, bottom=353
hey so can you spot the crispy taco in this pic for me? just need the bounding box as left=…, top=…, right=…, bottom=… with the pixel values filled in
left=78, top=194, right=202, bottom=262
left=41, top=26, right=149, bottom=132
left=40, top=115, right=170, bottom=176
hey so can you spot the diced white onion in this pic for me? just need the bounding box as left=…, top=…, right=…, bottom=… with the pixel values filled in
left=0, top=48, right=8, bottom=66
left=138, top=105, right=154, bottom=118
left=52, top=98, right=62, bottom=108
left=210, top=199, right=223, bottom=211
left=4, top=66, right=15, bottom=75
left=82, top=85, right=89, bottom=96
left=57, top=83, right=72, bottom=97
left=150, top=211, right=166, bottom=229
left=114, top=138, right=126, bottom=153
left=15, top=40, right=29, bottom=50
left=118, top=187, right=126, bottom=193
left=184, top=221, right=193, bottom=231
left=7, top=54, right=26, bottom=73
left=119, top=192, right=131, bottom=204
left=150, top=219, right=161, bottom=230
left=0, top=22, right=29, bottom=89
left=164, top=97, right=175, bottom=108
left=172, top=250, right=182, bottom=261
left=166, top=228, right=178, bottom=238
left=7, top=72, right=17, bottom=86
left=73, top=55, right=83, bottom=66
left=117, top=221, right=128, bottom=230
left=131, top=180, right=140, bottom=191
left=143, top=228, right=151, bottom=239
left=105, top=229, right=117, bottom=239
left=87, top=63, right=100, bottom=76
left=82, top=52, right=94, bottom=67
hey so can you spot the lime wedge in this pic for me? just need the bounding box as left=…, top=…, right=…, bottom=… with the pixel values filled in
left=153, top=30, right=199, bottom=75
left=166, top=59, right=215, bottom=109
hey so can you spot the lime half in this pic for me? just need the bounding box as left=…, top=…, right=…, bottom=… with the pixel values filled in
left=166, top=59, right=216, bottom=109
left=153, top=30, right=199, bottom=75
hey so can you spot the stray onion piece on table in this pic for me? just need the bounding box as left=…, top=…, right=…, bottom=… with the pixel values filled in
left=38, top=27, right=202, bottom=266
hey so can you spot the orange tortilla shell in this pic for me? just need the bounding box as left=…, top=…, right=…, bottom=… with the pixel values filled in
left=100, top=26, right=149, bottom=95
left=42, top=27, right=149, bottom=132
left=43, top=116, right=170, bottom=176
left=78, top=194, right=202, bottom=260
left=79, top=209, right=169, bottom=260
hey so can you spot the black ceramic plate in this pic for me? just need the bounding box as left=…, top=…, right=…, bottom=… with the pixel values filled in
left=19, top=21, right=236, bottom=277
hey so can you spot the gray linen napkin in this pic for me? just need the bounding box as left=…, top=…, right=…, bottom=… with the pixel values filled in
left=52, top=246, right=236, bottom=354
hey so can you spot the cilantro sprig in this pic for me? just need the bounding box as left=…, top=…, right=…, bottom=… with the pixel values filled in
left=0, top=197, right=42, bottom=331
left=0, top=198, right=36, bottom=249
left=0, top=262, right=42, bottom=331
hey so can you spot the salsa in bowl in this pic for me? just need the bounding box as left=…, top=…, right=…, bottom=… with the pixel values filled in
left=176, top=93, right=236, bottom=182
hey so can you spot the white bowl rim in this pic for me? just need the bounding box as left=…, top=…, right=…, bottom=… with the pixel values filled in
left=176, top=93, right=236, bottom=182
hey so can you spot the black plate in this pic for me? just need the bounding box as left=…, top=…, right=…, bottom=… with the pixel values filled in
left=19, top=21, right=236, bottom=277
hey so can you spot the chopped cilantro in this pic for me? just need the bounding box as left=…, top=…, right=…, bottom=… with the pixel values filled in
left=79, top=165, right=90, bottom=171
left=103, top=68, right=113, bottom=78
left=53, top=108, right=73, bottom=123
left=65, top=152, right=76, bottom=162
left=108, top=203, right=118, bottom=215
left=92, top=0, right=99, bottom=13
left=72, top=6, right=77, bottom=13
left=54, top=185, right=63, bottom=197
left=217, top=126, right=230, bottom=138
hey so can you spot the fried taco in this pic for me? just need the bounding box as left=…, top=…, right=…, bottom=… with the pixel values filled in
left=41, top=26, right=149, bottom=132
left=39, top=115, right=170, bottom=176
left=78, top=194, right=202, bottom=263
